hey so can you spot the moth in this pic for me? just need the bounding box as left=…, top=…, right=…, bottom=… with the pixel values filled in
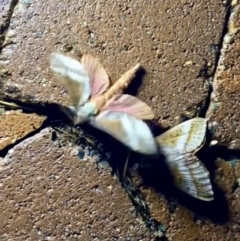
left=155, top=117, right=215, bottom=201
left=49, top=52, right=158, bottom=155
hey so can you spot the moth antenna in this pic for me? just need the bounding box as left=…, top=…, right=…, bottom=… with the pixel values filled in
left=58, top=105, right=77, bottom=123
left=104, top=63, right=141, bottom=100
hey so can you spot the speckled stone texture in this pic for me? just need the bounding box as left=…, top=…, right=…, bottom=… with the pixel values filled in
left=0, top=0, right=239, bottom=240
left=140, top=3, right=240, bottom=241
left=0, top=129, right=155, bottom=240
left=1, top=0, right=225, bottom=123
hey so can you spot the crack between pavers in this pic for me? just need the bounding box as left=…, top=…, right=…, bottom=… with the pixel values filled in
left=0, top=0, right=19, bottom=51
left=199, top=0, right=238, bottom=118
left=0, top=101, right=71, bottom=157
left=0, top=116, right=168, bottom=240
left=119, top=176, right=168, bottom=241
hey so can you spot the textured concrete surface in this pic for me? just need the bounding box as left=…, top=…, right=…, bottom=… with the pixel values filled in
left=0, top=0, right=240, bottom=240
left=1, top=0, right=225, bottom=123
left=0, top=129, right=155, bottom=240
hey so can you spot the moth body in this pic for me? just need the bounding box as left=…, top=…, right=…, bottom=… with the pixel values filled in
left=104, top=63, right=141, bottom=101
left=75, top=102, right=96, bottom=124
left=89, top=63, right=141, bottom=112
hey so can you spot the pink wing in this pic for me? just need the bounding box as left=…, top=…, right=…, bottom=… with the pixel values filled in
left=101, top=94, right=154, bottom=120
left=81, top=54, right=110, bottom=97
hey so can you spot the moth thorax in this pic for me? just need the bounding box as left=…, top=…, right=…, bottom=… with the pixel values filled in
left=75, top=102, right=96, bottom=125
left=91, top=95, right=106, bottom=110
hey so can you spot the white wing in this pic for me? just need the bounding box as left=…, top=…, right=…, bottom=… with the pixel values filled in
left=157, top=118, right=208, bottom=155
left=156, top=118, right=214, bottom=201
left=90, top=111, right=158, bottom=155
left=50, top=52, right=91, bottom=107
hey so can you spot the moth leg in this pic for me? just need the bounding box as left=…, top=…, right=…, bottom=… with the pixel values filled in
left=123, top=151, right=131, bottom=177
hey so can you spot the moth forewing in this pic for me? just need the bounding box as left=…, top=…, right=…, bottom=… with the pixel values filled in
left=49, top=52, right=91, bottom=107
left=155, top=118, right=214, bottom=201
left=156, top=117, right=208, bottom=154
left=81, top=54, right=110, bottom=97
left=90, top=111, right=158, bottom=155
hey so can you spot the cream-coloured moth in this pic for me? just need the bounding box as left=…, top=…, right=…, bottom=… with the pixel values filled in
left=49, top=53, right=157, bottom=155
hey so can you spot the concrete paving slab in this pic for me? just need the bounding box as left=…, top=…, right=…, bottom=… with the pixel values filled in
left=0, top=128, right=155, bottom=240
left=1, top=0, right=225, bottom=124
left=139, top=3, right=240, bottom=241
left=0, top=0, right=237, bottom=240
